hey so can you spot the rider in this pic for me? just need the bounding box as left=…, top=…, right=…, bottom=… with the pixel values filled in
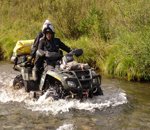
left=26, top=20, right=52, bottom=64
left=32, top=22, right=72, bottom=81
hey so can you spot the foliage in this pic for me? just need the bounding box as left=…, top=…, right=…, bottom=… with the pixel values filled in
left=0, top=0, right=150, bottom=81
left=47, top=0, right=92, bottom=39
left=78, top=4, right=110, bottom=41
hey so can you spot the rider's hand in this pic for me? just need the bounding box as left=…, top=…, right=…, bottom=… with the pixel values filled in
left=22, top=57, right=32, bottom=66
left=44, top=51, right=50, bottom=57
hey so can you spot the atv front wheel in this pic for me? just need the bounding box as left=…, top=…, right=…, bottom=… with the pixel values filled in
left=43, top=77, right=65, bottom=100
left=93, top=86, right=103, bottom=96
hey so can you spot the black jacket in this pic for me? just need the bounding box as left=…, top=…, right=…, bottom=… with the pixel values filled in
left=38, top=37, right=71, bottom=53
left=30, top=31, right=43, bottom=58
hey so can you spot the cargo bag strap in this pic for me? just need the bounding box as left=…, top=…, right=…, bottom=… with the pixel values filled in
left=13, top=57, right=18, bottom=70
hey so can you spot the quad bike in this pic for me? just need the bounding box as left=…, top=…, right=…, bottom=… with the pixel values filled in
left=12, top=49, right=103, bottom=100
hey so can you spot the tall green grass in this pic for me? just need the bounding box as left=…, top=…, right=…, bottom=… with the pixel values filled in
left=0, top=0, right=150, bottom=81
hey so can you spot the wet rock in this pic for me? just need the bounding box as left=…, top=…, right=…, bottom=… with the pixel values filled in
left=2, top=126, right=13, bottom=129
left=13, top=125, right=24, bottom=129
left=7, top=115, right=20, bottom=120
left=35, top=123, right=55, bottom=130
left=91, top=117, right=98, bottom=122
left=81, top=125, right=93, bottom=130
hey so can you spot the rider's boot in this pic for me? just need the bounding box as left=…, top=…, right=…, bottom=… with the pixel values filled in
left=32, top=50, right=44, bottom=81
left=32, top=66, right=39, bottom=81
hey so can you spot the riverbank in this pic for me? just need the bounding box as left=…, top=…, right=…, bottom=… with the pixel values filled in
left=0, top=0, right=150, bottom=81
left=1, top=36, right=149, bottom=82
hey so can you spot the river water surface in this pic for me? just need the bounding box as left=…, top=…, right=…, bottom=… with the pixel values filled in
left=0, top=61, right=149, bottom=130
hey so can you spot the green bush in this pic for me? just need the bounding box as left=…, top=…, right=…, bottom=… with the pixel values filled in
left=0, top=0, right=150, bottom=81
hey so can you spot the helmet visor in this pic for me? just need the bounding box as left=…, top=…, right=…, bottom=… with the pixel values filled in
left=45, top=28, right=52, bottom=33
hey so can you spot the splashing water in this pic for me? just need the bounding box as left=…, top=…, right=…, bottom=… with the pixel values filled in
left=0, top=80, right=127, bottom=115
left=0, top=62, right=128, bottom=116
left=56, top=124, right=74, bottom=130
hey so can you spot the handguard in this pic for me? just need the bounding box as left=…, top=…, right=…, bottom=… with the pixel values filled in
left=45, top=51, right=63, bottom=61
left=69, top=49, right=83, bottom=57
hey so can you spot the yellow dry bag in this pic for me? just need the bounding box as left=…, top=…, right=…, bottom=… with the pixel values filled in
left=13, top=40, right=34, bottom=56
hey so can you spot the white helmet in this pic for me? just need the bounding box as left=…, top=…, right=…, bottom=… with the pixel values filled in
left=42, top=20, right=55, bottom=34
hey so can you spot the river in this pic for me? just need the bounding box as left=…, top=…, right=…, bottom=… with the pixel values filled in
left=0, top=61, right=149, bottom=130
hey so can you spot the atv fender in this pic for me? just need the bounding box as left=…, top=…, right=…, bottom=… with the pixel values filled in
left=39, top=70, right=68, bottom=91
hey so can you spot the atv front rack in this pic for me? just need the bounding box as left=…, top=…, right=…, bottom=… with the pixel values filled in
left=60, top=69, right=102, bottom=99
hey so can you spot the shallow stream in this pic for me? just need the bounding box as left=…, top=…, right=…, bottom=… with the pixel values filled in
left=0, top=61, right=149, bottom=130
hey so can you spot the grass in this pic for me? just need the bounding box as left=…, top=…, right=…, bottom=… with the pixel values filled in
left=0, top=0, right=150, bottom=81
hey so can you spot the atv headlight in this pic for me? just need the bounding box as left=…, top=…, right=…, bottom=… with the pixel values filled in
left=92, top=78, right=98, bottom=84
left=67, top=81, right=77, bottom=88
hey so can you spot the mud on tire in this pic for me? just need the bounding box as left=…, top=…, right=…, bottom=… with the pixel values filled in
left=13, top=74, right=24, bottom=90
left=13, top=75, right=38, bottom=92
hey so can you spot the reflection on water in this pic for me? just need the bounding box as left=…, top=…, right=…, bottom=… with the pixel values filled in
left=0, top=61, right=149, bottom=130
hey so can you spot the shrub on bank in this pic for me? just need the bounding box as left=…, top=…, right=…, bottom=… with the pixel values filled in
left=0, top=0, right=150, bottom=81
